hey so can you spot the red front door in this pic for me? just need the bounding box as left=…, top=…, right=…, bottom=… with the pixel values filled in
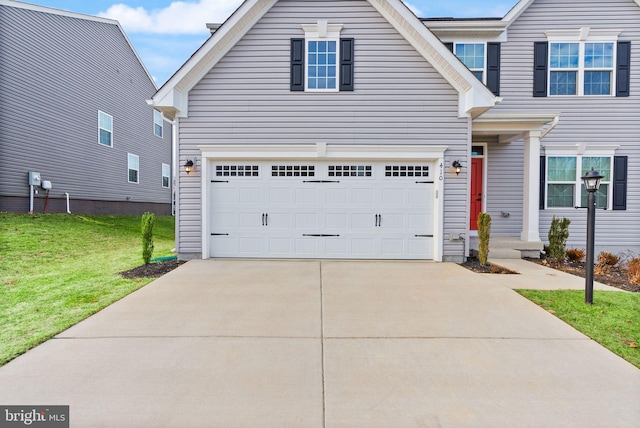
left=470, top=158, right=483, bottom=230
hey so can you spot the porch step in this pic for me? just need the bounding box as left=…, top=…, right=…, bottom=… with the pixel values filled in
left=470, top=237, right=544, bottom=260
left=488, top=248, right=522, bottom=259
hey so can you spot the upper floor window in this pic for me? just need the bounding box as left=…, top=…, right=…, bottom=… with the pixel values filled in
left=98, top=111, right=113, bottom=147
left=549, top=42, right=614, bottom=96
left=291, top=20, right=354, bottom=92
left=307, top=40, right=337, bottom=90
left=154, top=110, right=163, bottom=138
left=455, top=44, right=485, bottom=81
left=534, top=28, right=629, bottom=98
left=128, top=153, right=139, bottom=184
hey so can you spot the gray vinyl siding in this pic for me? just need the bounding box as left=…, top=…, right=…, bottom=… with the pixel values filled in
left=0, top=5, right=171, bottom=211
left=488, top=0, right=640, bottom=253
left=177, top=0, right=470, bottom=259
left=485, top=140, right=525, bottom=237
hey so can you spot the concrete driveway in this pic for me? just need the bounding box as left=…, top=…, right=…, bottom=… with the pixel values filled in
left=1, top=260, right=639, bottom=427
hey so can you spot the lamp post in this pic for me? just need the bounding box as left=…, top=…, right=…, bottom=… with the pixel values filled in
left=582, top=168, right=603, bottom=305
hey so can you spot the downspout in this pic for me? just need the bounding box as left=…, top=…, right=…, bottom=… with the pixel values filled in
left=65, top=192, right=71, bottom=213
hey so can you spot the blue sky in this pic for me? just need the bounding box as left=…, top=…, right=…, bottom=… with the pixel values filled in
left=21, top=0, right=517, bottom=86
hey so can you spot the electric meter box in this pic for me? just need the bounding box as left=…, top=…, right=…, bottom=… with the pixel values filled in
left=29, top=171, right=41, bottom=186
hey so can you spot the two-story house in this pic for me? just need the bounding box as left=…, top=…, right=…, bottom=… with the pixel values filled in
left=151, top=0, right=638, bottom=261
left=0, top=0, right=173, bottom=215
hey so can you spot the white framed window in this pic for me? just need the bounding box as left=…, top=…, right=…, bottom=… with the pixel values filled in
left=162, top=163, right=170, bottom=188
left=98, top=111, right=113, bottom=147
left=454, top=43, right=485, bottom=82
left=302, top=21, right=343, bottom=92
left=128, top=153, right=139, bottom=184
left=154, top=110, right=163, bottom=138
left=546, top=150, right=614, bottom=209
left=546, top=28, right=619, bottom=96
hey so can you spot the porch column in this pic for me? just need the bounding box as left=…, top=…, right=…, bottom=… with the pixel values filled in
left=521, top=130, right=541, bottom=242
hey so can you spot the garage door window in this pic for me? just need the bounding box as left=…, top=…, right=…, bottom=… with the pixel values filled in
left=328, top=165, right=372, bottom=177
left=215, top=165, right=259, bottom=177
left=385, top=165, right=429, bottom=177
left=271, top=165, right=315, bottom=177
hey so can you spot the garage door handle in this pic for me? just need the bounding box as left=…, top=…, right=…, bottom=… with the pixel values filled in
left=415, top=234, right=433, bottom=238
left=303, top=180, right=340, bottom=183
left=375, top=214, right=382, bottom=227
left=262, top=213, right=269, bottom=226
left=303, top=234, right=340, bottom=237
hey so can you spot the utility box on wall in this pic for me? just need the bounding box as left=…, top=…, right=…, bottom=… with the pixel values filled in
left=29, top=171, right=41, bottom=186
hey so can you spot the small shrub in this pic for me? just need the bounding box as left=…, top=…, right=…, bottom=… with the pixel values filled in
left=627, top=258, right=640, bottom=285
left=477, top=212, right=491, bottom=266
left=566, top=248, right=585, bottom=263
left=548, top=216, right=571, bottom=262
left=597, top=251, right=620, bottom=267
left=141, top=212, right=155, bottom=264
left=594, top=251, right=620, bottom=276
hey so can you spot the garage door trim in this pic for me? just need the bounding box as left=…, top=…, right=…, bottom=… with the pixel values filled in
left=198, top=143, right=447, bottom=261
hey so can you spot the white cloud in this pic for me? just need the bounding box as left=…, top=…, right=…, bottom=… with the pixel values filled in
left=99, top=0, right=243, bottom=34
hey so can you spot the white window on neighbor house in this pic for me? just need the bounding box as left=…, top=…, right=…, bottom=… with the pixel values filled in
left=98, top=111, right=113, bottom=147
left=162, top=163, right=170, bottom=188
left=546, top=154, right=612, bottom=209
left=547, top=29, right=618, bottom=96
left=154, top=110, right=163, bottom=138
left=128, top=153, right=139, bottom=184
left=455, top=43, right=485, bottom=82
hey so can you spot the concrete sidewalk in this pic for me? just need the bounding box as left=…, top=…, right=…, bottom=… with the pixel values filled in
left=0, top=260, right=638, bottom=427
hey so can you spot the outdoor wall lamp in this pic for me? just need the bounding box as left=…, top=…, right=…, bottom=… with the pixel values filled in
left=582, top=167, right=603, bottom=305
left=184, top=159, right=195, bottom=174
left=452, top=160, right=462, bottom=175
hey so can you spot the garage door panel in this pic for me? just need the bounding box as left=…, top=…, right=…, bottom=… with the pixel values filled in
left=239, top=188, right=263, bottom=204
left=351, top=188, right=375, bottom=204
left=351, top=238, right=375, bottom=255
left=350, top=213, right=374, bottom=229
left=295, top=188, right=318, bottom=204
left=325, top=188, right=349, bottom=204
left=295, top=212, right=319, bottom=229
left=209, top=160, right=436, bottom=260
left=269, top=188, right=292, bottom=204
left=325, top=213, right=348, bottom=229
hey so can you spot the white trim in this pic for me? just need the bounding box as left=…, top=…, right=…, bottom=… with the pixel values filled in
left=150, top=0, right=497, bottom=118
left=198, top=143, right=447, bottom=261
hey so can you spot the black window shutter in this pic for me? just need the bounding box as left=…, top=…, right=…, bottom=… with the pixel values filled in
left=443, top=42, right=454, bottom=52
left=616, top=41, right=631, bottom=97
left=339, top=38, right=354, bottom=91
left=613, top=156, right=628, bottom=210
left=539, top=155, right=546, bottom=209
left=533, top=42, right=548, bottom=97
left=486, top=42, right=501, bottom=96
left=290, top=38, right=305, bottom=91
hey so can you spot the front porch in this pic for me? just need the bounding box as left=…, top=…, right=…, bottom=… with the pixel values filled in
left=469, top=236, right=544, bottom=260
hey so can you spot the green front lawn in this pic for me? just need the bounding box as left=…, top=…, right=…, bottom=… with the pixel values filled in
left=517, top=289, right=640, bottom=369
left=0, top=213, right=175, bottom=365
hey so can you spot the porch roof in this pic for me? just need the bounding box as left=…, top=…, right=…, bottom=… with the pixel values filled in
left=472, top=112, right=560, bottom=143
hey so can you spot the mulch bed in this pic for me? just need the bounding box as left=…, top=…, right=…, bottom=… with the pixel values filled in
left=461, top=258, right=518, bottom=274
left=120, top=260, right=185, bottom=279
left=524, top=258, right=640, bottom=292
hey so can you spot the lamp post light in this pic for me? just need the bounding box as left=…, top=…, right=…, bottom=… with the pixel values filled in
left=582, top=167, right=603, bottom=305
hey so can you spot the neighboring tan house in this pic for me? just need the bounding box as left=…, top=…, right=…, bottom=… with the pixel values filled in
left=0, top=0, right=172, bottom=215
left=151, top=0, right=638, bottom=262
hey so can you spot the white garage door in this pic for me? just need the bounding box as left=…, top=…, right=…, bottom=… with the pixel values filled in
left=208, top=161, right=435, bottom=259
